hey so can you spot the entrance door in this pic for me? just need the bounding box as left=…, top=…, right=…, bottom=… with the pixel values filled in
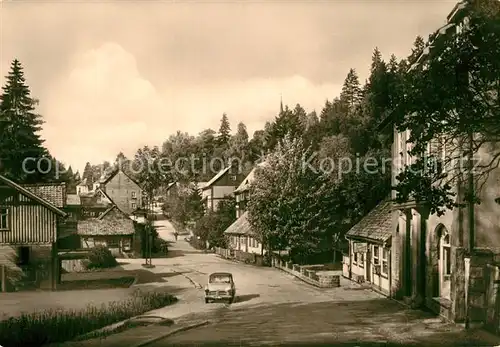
left=366, top=249, right=371, bottom=283
left=17, top=246, right=30, bottom=266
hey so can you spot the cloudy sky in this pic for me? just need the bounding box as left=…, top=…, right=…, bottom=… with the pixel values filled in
left=0, top=0, right=455, bottom=173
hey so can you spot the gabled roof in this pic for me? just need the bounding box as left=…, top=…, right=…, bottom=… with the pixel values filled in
left=223, top=211, right=255, bottom=236
left=66, top=194, right=81, bottom=206
left=77, top=206, right=135, bottom=236
left=234, top=162, right=267, bottom=194
left=100, top=167, right=142, bottom=188
left=79, top=190, right=113, bottom=208
left=98, top=204, right=133, bottom=220
left=0, top=175, right=67, bottom=217
left=22, top=183, right=66, bottom=208
left=345, top=200, right=393, bottom=243
left=94, top=187, right=113, bottom=204
left=202, top=167, right=230, bottom=190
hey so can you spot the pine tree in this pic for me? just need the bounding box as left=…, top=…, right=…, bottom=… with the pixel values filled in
left=82, top=162, right=93, bottom=188
left=340, top=68, right=363, bottom=111
left=0, top=59, right=49, bottom=183
left=388, top=54, right=398, bottom=72
left=366, top=48, right=390, bottom=122
left=293, top=104, right=308, bottom=131
left=217, top=113, right=231, bottom=147
left=408, top=35, right=425, bottom=65
left=370, top=47, right=383, bottom=74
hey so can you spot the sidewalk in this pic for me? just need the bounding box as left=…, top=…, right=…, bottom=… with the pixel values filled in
left=48, top=320, right=210, bottom=347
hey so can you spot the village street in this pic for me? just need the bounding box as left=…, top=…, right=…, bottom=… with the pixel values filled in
left=75, top=218, right=500, bottom=347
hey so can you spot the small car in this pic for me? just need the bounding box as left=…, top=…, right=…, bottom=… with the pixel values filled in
left=204, top=272, right=236, bottom=304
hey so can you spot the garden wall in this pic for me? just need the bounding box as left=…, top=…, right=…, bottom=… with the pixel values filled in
left=271, top=257, right=340, bottom=288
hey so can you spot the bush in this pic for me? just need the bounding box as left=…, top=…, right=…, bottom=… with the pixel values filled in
left=85, top=246, right=118, bottom=270
left=152, top=238, right=169, bottom=255
left=189, top=237, right=206, bottom=250
left=0, top=290, right=177, bottom=346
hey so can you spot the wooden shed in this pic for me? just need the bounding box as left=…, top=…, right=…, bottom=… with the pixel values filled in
left=0, top=174, right=68, bottom=291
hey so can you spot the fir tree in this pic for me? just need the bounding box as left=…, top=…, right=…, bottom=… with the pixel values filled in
left=370, top=47, right=383, bottom=74
left=82, top=162, right=94, bottom=188
left=0, top=59, right=49, bottom=183
left=408, top=35, right=425, bottom=65
left=217, top=113, right=231, bottom=147
left=340, top=68, right=363, bottom=111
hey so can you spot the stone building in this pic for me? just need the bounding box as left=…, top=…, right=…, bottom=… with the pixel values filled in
left=99, top=168, right=143, bottom=215
left=384, top=1, right=500, bottom=329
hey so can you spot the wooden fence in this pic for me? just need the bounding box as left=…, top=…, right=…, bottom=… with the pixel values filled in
left=214, top=247, right=265, bottom=266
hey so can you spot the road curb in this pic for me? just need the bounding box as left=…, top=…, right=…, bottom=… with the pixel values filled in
left=173, top=269, right=202, bottom=289
left=130, top=320, right=210, bottom=347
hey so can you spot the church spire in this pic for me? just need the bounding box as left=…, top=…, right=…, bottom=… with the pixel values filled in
left=280, top=94, right=284, bottom=114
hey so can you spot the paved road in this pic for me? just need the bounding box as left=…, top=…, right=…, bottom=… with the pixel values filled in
left=74, top=218, right=500, bottom=346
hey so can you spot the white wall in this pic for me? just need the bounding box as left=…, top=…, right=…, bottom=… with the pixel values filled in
left=213, top=186, right=235, bottom=199
left=77, top=185, right=88, bottom=195
left=228, top=234, right=262, bottom=254
left=349, top=240, right=391, bottom=293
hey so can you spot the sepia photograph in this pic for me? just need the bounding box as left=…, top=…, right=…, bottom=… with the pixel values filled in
left=1, top=0, right=500, bottom=346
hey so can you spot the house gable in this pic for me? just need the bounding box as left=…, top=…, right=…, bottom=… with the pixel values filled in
left=0, top=175, right=67, bottom=217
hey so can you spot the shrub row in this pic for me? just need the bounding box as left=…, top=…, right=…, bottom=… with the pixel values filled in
left=0, top=289, right=177, bottom=346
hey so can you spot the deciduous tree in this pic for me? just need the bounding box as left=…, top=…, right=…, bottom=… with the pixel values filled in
left=393, top=0, right=500, bottom=216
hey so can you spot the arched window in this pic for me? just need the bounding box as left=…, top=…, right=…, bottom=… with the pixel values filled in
left=442, top=233, right=451, bottom=276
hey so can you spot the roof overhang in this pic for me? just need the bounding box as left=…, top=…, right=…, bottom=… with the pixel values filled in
left=0, top=175, right=67, bottom=217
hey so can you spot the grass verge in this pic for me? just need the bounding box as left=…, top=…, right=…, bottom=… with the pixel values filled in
left=0, top=289, right=177, bottom=346
left=57, top=276, right=136, bottom=290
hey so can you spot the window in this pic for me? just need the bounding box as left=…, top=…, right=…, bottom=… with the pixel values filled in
left=382, top=248, right=389, bottom=276
left=131, top=203, right=136, bottom=209
left=373, top=246, right=380, bottom=265
left=359, top=253, right=364, bottom=268
left=230, top=175, right=237, bottom=181
left=107, top=239, right=120, bottom=248
left=131, top=191, right=136, bottom=199
left=0, top=207, right=9, bottom=230
left=442, top=233, right=451, bottom=276
left=353, top=252, right=358, bottom=264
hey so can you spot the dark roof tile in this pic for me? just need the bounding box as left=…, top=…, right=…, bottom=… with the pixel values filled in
left=346, top=200, right=393, bottom=243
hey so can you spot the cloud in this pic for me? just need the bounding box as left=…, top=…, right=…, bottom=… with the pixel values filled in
left=42, top=42, right=340, bottom=172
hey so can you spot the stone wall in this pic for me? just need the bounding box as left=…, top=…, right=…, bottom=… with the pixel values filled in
left=469, top=250, right=494, bottom=323
left=272, top=258, right=340, bottom=289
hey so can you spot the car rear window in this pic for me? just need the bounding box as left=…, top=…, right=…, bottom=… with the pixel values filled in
left=209, top=274, right=231, bottom=283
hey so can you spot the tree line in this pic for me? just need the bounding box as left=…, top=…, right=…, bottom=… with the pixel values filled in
left=2, top=0, right=497, bottom=265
